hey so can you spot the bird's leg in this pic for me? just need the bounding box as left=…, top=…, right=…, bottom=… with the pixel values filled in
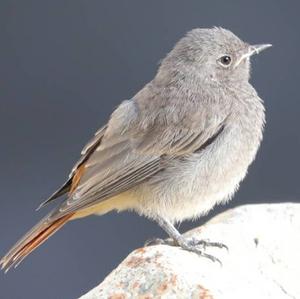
left=145, top=216, right=227, bottom=264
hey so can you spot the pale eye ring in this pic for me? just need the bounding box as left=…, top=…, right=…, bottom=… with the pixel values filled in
left=218, top=55, right=232, bottom=67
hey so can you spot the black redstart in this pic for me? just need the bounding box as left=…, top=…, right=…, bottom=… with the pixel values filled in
left=0, top=27, right=271, bottom=271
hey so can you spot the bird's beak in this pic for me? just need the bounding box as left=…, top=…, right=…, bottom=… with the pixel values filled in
left=248, top=44, right=273, bottom=56
left=234, top=43, right=272, bottom=67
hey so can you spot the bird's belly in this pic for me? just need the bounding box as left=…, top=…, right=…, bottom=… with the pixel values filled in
left=133, top=128, right=258, bottom=223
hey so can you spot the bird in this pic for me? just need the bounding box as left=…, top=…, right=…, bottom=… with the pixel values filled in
left=0, top=27, right=271, bottom=272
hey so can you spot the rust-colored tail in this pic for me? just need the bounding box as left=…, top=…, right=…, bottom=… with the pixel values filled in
left=0, top=213, right=74, bottom=272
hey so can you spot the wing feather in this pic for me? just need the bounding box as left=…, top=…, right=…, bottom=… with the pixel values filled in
left=44, top=100, right=228, bottom=221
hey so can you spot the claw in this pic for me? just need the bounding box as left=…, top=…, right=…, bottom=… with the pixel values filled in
left=189, top=238, right=229, bottom=251
left=145, top=236, right=226, bottom=266
left=144, top=238, right=166, bottom=246
left=151, top=217, right=225, bottom=265
left=177, top=238, right=223, bottom=266
left=144, top=238, right=176, bottom=246
left=200, top=251, right=223, bottom=266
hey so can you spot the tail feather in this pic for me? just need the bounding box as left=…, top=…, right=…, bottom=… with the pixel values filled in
left=0, top=213, right=74, bottom=272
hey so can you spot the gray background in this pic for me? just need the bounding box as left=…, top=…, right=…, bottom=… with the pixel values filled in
left=0, top=1, right=299, bottom=298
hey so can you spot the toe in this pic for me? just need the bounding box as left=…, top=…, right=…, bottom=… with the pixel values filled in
left=189, top=238, right=228, bottom=250
left=144, top=238, right=165, bottom=246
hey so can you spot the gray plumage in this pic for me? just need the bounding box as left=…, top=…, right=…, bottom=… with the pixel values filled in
left=1, top=27, right=271, bottom=270
left=60, top=27, right=267, bottom=221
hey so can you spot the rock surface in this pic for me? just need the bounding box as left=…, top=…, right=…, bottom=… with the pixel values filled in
left=79, top=203, right=300, bottom=299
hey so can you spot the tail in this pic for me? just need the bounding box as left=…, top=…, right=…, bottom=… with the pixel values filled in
left=0, top=213, right=74, bottom=272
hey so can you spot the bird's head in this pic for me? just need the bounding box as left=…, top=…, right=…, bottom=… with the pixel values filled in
left=158, top=27, right=271, bottom=86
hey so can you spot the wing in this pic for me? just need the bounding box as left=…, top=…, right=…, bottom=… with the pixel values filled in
left=37, top=125, right=107, bottom=210
left=46, top=99, right=228, bottom=220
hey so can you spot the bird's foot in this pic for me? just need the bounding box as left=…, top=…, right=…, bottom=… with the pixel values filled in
left=175, top=236, right=225, bottom=265
left=187, top=237, right=228, bottom=251
left=145, top=236, right=227, bottom=265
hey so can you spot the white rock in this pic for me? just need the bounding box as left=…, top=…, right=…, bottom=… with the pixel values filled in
left=79, top=203, right=300, bottom=299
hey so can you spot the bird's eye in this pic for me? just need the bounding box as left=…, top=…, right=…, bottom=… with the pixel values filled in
left=218, top=55, right=232, bottom=67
